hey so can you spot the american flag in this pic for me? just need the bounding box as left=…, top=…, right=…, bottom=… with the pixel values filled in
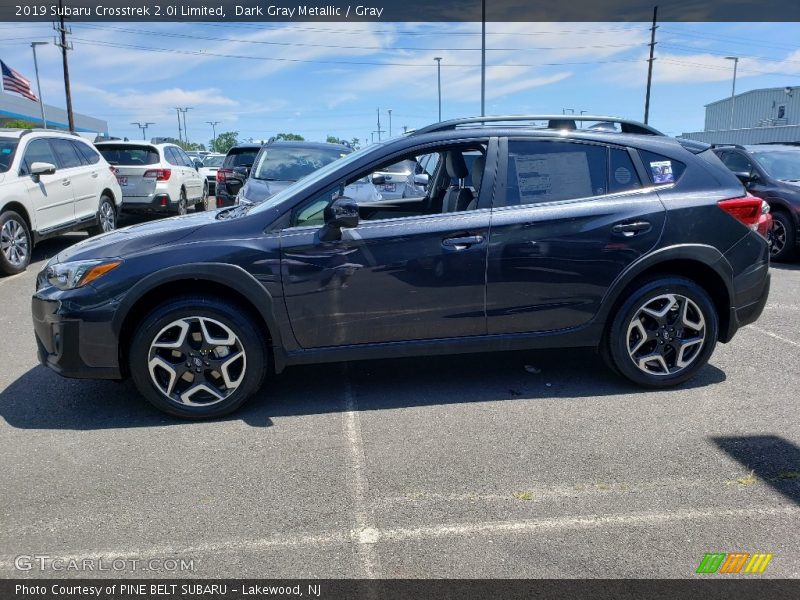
left=1, top=60, right=38, bottom=102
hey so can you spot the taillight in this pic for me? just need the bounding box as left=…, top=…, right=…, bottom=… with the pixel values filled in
left=109, top=166, right=116, bottom=175
left=718, top=196, right=763, bottom=231
left=216, top=168, right=231, bottom=183
left=143, top=169, right=171, bottom=181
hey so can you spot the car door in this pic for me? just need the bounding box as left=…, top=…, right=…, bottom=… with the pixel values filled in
left=51, top=138, right=95, bottom=223
left=175, top=147, right=202, bottom=199
left=19, top=138, right=75, bottom=232
left=279, top=141, right=497, bottom=348
left=72, top=140, right=106, bottom=220
left=486, top=138, right=666, bottom=334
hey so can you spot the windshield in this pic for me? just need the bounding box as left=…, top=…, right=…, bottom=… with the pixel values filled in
left=0, top=137, right=17, bottom=173
left=252, top=146, right=349, bottom=182
left=249, top=143, right=385, bottom=214
left=751, top=149, right=800, bottom=181
left=203, top=155, right=224, bottom=167
left=97, top=144, right=159, bottom=166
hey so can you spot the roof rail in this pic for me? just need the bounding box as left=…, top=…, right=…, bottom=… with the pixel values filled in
left=410, top=115, right=664, bottom=136
left=709, top=143, right=747, bottom=150
left=0, top=127, right=81, bottom=138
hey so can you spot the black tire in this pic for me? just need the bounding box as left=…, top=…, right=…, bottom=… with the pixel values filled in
left=129, top=296, right=268, bottom=418
left=87, top=195, right=117, bottom=236
left=195, top=183, right=210, bottom=212
left=603, top=276, right=718, bottom=388
left=769, top=211, right=796, bottom=262
left=175, top=189, right=188, bottom=216
left=0, top=210, right=32, bottom=276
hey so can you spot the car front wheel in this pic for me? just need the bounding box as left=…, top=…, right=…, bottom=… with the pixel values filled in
left=0, top=210, right=32, bottom=275
left=604, top=277, right=718, bottom=388
left=129, top=296, right=268, bottom=418
left=769, top=211, right=796, bottom=261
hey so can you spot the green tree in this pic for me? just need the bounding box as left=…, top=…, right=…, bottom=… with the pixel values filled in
left=326, top=135, right=344, bottom=144
left=349, top=137, right=361, bottom=150
left=4, top=119, right=38, bottom=129
left=212, top=131, right=239, bottom=153
left=275, top=132, right=305, bottom=141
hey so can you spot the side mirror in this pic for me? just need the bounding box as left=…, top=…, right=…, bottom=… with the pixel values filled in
left=413, top=173, right=429, bottom=187
left=30, top=162, right=56, bottom=177
left=371, top=174, right=386, bottom=186
left=734, top=171, right=757, bottom=185
left=232, top=166, right=250, bottom=179
left=320, top=197, right=359, bottom=241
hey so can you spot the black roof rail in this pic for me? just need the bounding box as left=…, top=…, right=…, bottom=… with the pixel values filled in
left=708, top=143, right=747, bottom=150
left=410, top=114, right=664, bottom=136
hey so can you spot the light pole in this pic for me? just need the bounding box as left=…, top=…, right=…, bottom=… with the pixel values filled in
left=131, top=122, right=154, bottom=140
left=179, top=107, right=193, bottom=145
left=481, top=0, right=486, bottom=117
left=388, top=109, right=392, bottom=137
left=434, top=57, right=442, bottom=122
left=30, top=42, right=48, bottom=129
left=173, top=108, right=183, bottom=143
left=725, top=56, right=739, bottom=130
left=206, top=120, right=220, bottom=151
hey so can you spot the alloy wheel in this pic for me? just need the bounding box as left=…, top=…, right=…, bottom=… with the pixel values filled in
left=148, top=316, right=246, bottom=406
left=0, top=218, right=29, bottom=268
left=769, top=218, right=787, bottom=256
left=626, top=293, right=706, bottom=376
left=178, top=191, right=188, bottom=215
left=99, top=200, right=116, bottom=232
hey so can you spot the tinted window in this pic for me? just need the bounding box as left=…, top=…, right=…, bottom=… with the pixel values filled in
left=506, top=141, right=607, bottom=205
left=252, top=146, right=348, bottom=182
left=97, top=144, right=159, bottom=166
left=720, top=151, right=753, bottom=173
left=22, top=139, right=58, bottom=174
left=203, top=155, right=224, bottom=167
left=750, top=149, right=800, bottom=181
left=73, top=141, right=100, bottom=165
left=608, top=148, right=642, bottom=194
left=639, top=150, right=686, bottom=185
left=175, top=148, right=194, bottom=167
left=0, top=137, right=17, bottom=173
left=51, top=139, right=83, bottom=169
left=224, top=148, right=259, bottom=169
left=164, top=147, right=182, bottom=166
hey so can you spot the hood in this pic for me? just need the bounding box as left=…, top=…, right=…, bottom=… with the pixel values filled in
left=240, top=178, right=293, bottom=204
left=52, top=210, right=219, bottom=264
left=780, top=179, right=800, bottom=192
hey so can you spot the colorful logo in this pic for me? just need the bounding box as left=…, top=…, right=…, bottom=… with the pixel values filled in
left=696, top=553, right=773, bottom=574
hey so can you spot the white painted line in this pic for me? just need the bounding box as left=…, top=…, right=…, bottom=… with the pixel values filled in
left=341, top=364, right=382, bottom=579
left=749, top=325, right=800, bottom=349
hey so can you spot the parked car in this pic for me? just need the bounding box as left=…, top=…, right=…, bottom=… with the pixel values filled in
left=32, top=115, right=770, bottom=418
left=238, top=141, right=378, bottom=205
left=0, top=128, right=121, bottom=275
left=711, top=143, right=800, bottom=260
left=198, top=153, right=224, bottom=196
left=215, top=143, right=262, bottom=208
left=95, top=141, right=209, bottom=215
left=370, top=159, right=427, bottom=199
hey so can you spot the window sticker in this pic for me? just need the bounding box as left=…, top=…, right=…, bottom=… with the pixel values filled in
left=650, top=160, right=674, bottom=184
left=514, top=152, right=593, bottom=203
left=614, top=166, right=632, bottom=185
left=1, top=148, right=11, bottom=154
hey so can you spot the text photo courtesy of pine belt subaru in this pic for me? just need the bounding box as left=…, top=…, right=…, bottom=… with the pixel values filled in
left=31, top=115, right=771, bottom=419
left=0, top=128, right=122, bottom=275
left=95, top=141, right=209, bottom=215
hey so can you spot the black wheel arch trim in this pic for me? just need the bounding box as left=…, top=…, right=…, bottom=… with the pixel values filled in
left=112, top=262, right=287, bottom=372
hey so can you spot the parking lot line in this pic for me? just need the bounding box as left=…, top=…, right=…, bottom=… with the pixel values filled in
left=749, top=325, right=800, bottom=349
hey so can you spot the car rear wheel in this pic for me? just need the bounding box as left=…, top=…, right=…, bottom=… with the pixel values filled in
left=88, top=196, right=117, bottom=236
left=769, top=211, right=796, bottom=261
left=195, top=183, right=210, bottom=212
left=0, top=210, right=32, bottom=275
left=604, top=277, right=718, bottom=388
left=129, top=296, right=268, bottom=418
left=176, top=189, right=188, bottom=216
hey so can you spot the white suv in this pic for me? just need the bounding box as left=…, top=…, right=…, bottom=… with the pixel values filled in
left=0, top=129, right=122, bottom=275
left=95, top=141, right=209, bottom=215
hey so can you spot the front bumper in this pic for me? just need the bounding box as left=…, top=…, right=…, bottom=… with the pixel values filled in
left=32, top=293, right=122, bottom=380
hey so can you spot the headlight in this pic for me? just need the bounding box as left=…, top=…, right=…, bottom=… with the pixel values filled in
left=46, top=259, right=122, bottom=290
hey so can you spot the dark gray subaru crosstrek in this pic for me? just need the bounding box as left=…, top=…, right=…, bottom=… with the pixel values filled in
left=32, top=115, right=771, bottom=419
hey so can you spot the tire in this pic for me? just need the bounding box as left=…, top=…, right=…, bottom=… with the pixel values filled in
left=129, top=296, right=268, bottom=419
left=0, top=210, right=32, bottom=275
left=175, top=189, right=188, bottom=216
left=87, top=195, right=117, bottom=236
left=603, top=276, right=718, bottom=388
left=195, top=183, right=210, bottom=212
left=769, top=211, right=796, bottom=262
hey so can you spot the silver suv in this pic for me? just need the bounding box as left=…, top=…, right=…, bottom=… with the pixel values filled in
left=0, top=128, right=122, bottom=275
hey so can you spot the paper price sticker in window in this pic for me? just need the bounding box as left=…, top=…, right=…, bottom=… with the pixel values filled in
left=650, top=160, right=674, bottom=184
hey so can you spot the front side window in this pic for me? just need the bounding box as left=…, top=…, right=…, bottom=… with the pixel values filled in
left=21, top=139, right=58, bottom=175
left=0, top=137, right=17, bottom=173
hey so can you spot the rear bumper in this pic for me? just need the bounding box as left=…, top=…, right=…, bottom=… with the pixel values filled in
left=121, top=193, right=174, bottom=213
left=721, top=263, right=771, bottom=343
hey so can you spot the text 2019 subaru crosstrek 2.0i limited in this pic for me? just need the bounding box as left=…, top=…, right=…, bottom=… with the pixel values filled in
left=32, top=116, right=771, bottom=419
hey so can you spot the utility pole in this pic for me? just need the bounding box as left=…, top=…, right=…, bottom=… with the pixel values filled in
left=206, top=120, right=220, bottom=150
left=30, top=42, right=48, bottom=129
left=131, top=122, right=154, bottom=140
left=643, top=5, right=658, bottom=125
left=53, top=0, right=74, bottom=132
left=402, top=125, right=408, bottom=133
left=387, top=109, right=392, bottom=137
left=376, top=108, right=382, bottom=142
left=434, top=57, right=442, bottom=122
left=725, top=56, right=739, bottom=129
left=174, top=108, right=183, bottom=143
left=179, top=107, right=192, bottom=145
left=481, top=0, right=486, bottom=116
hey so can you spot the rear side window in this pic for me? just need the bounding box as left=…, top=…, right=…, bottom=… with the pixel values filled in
left=21, top=139, right=58, bottom=174
left=74, top=141, right=100, bottom=165
left=639, top=150, right=686, bottom=185
left=506, top=140, right=607, bottom=205
left=98, top=145, right=159, bottom=166
left=608, top=148, right=642, bottom=194
left=224, top=148, right=258, bottom=168
left=51, top=139, right=83, bottom=169
left=164, top=147, right=182, bottom=166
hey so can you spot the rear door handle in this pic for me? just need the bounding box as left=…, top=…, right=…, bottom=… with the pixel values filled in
left=442, top=235, right=484, bottom=249
left=62, top=179, right=71, bottom=186
left=612, top=221, right=651, bottom=236
left=91, top=172, right=98, bottom=178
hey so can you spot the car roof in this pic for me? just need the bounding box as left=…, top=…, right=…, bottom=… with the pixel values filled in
left=0, top=128, right=84, bottom=140
left=96, top=140, right=159, bottom=147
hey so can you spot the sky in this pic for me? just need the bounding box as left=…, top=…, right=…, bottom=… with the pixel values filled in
left=0, top=20, right=799, bottom=145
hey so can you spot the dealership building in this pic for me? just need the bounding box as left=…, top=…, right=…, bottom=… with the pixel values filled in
left=681, top=86, right=800, bottom=145
left=0, top=90, right=107, bottom=137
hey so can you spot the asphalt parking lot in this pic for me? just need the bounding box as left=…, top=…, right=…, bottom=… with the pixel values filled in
left=1, top=225, right=799, bottom=579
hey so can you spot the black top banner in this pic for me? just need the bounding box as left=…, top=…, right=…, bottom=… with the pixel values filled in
left=1, top=0, right=799, bottom=22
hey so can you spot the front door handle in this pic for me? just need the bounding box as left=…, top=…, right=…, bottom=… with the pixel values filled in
left=61, top=179, right=71, bottom=186
left=442, top=235, right=485, bottom=249
left=612, top=221, right=651, bottom=236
